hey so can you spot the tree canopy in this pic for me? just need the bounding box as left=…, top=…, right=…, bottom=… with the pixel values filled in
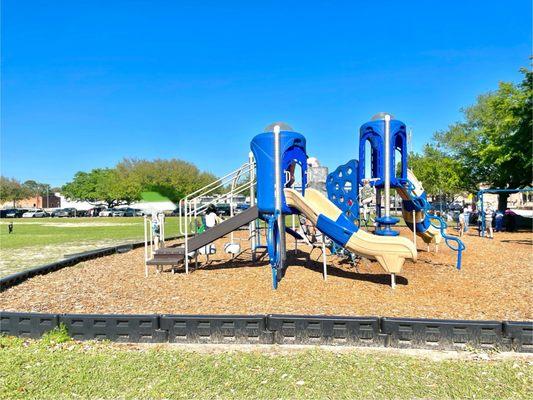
left=433, top=68, right=532, bottom=190
left=408, top=145, right=464, bottom=200
left=61, top=168, right=141, bottom=208
left=406, top=67, right=532, bottom=206
left=0, top=177, right=38, bottom=206
left=61, top=158, right=217, bottom=207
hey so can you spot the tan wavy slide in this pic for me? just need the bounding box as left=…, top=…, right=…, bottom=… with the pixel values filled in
left=284, top=188, right=417, bottom=274
left=397, top=169, right=442, bottom=245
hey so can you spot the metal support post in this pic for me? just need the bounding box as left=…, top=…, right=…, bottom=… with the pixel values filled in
left=274, top=125, right=286, bottom=271
left=144, top=215, right=148, bottom=277
left=322, top=235, right=327, bottom=281
left=384, top=114, right=391, bottom=220
left=249, top=151, right=257, bottom=261
left=413, top=210, right=416, bottom=245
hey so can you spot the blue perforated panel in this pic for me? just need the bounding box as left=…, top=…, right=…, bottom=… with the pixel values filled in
left=326, top=159, right=359, bottom=222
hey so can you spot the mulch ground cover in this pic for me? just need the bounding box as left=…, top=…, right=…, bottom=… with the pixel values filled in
left=1, top=227, right=531, bottom=320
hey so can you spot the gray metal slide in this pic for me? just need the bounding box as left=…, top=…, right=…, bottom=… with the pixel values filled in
left=147, top=206, right=259, bottom=265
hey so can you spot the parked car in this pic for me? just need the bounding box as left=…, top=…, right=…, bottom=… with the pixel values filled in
left=111, top=209, right=125, bottom=217
left=235, top=204, right=250, bottom=214
left=3, top=208, right=29, bottom=218
left=0, top=209, right=16, bottom=218
left=119, top=208, right=134, bottom=217
left=215, top=203, right=232, bottom=216
left=98, top=209, right=114, bottom=217
left=52, top=208, right=77, bottom=217
left=22, top=209, right=49, bottom=218
left=117, top=207, right=143, bottom=217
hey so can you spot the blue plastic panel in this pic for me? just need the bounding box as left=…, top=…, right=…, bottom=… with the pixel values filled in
left=326, top=159, right=359, bottom=222
left=316, top=213, right=358, bottom=247
left=358, top=118, right=407, bottom=188
left=251, top=130, right=307, bottom=214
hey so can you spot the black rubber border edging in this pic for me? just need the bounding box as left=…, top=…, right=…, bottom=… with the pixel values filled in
left=1, top=312, right=532, bottom=352
left=0, top=238, right=531, bottom=352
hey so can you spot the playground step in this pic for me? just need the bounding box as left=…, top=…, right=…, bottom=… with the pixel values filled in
left=146, top=254, right=185, bottom=265
left=155, top=247, right=185, bottom=255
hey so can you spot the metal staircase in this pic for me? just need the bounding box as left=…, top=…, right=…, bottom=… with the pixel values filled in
left=146, top=153, right=260, bottom=274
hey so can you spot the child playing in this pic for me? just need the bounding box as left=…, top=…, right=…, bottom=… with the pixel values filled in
left=360, top=179, right=375, bottom=226
left=205, top=204, right=222, bottom=229
left=458, top=209, right=465, bottom=237
left=484, top=204, right=494, bottom=239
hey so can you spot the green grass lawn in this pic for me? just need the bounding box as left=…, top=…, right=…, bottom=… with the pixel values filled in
left=0, top=331, right=531, bottom=399
left=0, top=217, right=182, bottom=251
left=0, top=217, right=184, bottom=276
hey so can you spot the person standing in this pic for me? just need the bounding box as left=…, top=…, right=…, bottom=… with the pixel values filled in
left=151, top=214, right=161, bottom=249
left=484, top=203, right=494, bottom=239
left=504, top=208, right=516, bottom=232
left=464, top=204, right=472, bottom=233
left=360, top=179, right=375, bottom=227
left=494, top=209, right=504, bottom=232
left=8, top=222, right=13, bottom=234
left=458, top=209, right=465, bottom=237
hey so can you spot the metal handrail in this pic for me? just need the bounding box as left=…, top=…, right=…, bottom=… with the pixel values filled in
left=178, top=161, right=256, bottom=235
left=188, top=162, right=254, bottom=199
left=181, top=180, right=254, bottom=221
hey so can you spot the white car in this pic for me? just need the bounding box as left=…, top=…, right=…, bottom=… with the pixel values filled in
left=98, top=209, right=114, bottom=217
left=22, top=209, right=49, bottom=218
left=111, top=209, right=125, bottom=217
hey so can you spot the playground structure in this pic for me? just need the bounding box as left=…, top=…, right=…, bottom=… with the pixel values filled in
left=144, top=114, right=465, bottom=288
left=477, top=187, right=533, bottom=237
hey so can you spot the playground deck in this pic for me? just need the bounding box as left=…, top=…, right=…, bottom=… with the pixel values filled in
left=1, top=228, right=531, bottom=320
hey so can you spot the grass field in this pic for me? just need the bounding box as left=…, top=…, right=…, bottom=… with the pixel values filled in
left=0, top=217, right=182, bottom=277
left=0, top=329, right=531, bottom=400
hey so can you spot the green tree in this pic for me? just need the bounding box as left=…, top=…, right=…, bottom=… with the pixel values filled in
left=23, top=180, right=51, bottom=197
left=433, top=67, right=532, bottom=207
left=62, top=168, right=141, bottom=208
left=0, top=176, right=33, bottom=207
left=61, top=158, right=215, bottom=207
left=116, top=158, right=217, bottom=202
left=408, top=145, right=465, bottom=202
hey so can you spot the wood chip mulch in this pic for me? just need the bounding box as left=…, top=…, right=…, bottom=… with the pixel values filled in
left=1, top=228, right=532, bottom=320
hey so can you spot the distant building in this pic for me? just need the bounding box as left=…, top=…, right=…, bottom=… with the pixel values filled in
left=508, top=191, right=533, bottom=209
left=0, top=194, right=60, bottom=209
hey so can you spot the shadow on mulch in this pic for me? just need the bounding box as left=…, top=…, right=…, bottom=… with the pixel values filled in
left=169, top=247, right=409, bottom=286
left=500, top=239, right=532, bottom=245
left=419, top=259, right=456, bottom=269
left=285, top=250, right=409, bottom=286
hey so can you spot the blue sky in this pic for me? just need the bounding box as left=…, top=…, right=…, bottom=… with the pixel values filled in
left=1, top=0, right=531, bottom=186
